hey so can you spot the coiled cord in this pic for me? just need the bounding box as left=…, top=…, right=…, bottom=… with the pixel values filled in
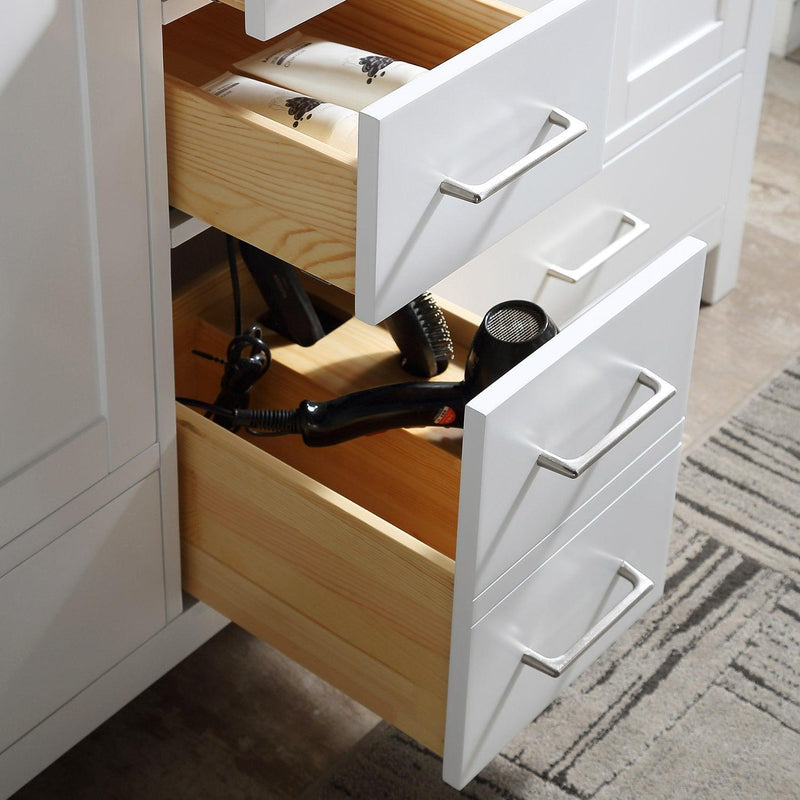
left=176, top=397, right=301, bottom=436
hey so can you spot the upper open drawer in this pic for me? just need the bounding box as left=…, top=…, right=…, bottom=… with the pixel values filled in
left=162, top=0, right=615, bottom=323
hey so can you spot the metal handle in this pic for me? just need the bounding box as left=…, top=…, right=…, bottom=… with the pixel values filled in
left=439, top=108, right=588, bottom=204
left=521, top=560, right=654, bottom=677
left=547, top=212, right=650, bottom=283
left=537, top=368, right=676, bottom=479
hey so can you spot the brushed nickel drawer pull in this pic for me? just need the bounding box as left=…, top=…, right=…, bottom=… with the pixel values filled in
left=546, top=212, right=650, bottom=283
left=439, top=108, right=588, bottom=204
left=537, top=368, right=676, bottom=479
left=521, top=560, right=654, bottom=677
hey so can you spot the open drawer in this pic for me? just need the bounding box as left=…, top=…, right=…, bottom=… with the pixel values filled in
left=174, top=238, right=704, bottom=789
left=162, top=0, right=615, bottom=323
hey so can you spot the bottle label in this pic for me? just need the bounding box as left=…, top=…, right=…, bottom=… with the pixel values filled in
left=234, top=32, right=427, bottom=111
left=358, top=54, right=395, bottom=85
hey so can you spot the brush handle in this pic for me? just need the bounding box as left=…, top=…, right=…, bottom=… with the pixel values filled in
left=296, top=381, right=465, bottom=446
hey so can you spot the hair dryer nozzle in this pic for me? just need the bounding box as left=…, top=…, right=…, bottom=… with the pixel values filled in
left=464, top=300, right=558, bottom=397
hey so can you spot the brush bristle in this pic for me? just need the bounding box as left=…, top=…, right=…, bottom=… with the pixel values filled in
left=386, top=292, right=455, bottom=378
left=411, top=292, right=455, bottom=365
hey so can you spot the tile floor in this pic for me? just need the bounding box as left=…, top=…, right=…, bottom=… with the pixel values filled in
left=11, top=56, right=800, bottom=800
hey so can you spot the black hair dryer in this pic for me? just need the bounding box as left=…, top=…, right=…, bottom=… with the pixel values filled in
left=235, top=300, right=558, bottom=446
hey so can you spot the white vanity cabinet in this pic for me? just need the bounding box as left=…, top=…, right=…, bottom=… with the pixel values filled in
left=0, top=0, right=776, bottom=796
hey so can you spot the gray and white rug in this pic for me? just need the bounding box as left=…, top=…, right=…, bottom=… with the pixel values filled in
left=304, top=357, right=800, bottom=800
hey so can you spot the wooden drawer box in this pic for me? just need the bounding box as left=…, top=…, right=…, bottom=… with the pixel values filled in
left=173, top=238, right=704, bottom=788
left=162, top=0, right=614, bottom=323
left=435, top=74, right=743, bottom=327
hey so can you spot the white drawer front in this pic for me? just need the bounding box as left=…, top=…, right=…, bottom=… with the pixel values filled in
left=444, top=443, right=682, bottom=789
left=0, top=474, right=166, bottom=754
left=241, top=0, right=345, bottom=40
left=607, top=0, right=751, bottom=131
left=359, top=0, right=614, bottom=322
left=454, top=238, right=705, bottom=600
left=435, top=75, right=742, bottom=326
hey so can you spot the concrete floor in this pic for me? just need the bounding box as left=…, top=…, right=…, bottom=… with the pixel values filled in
left=11, top=56, right=800, bottom=800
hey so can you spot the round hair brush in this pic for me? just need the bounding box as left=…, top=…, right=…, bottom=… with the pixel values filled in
left=385, top=292, right=455, bottom=377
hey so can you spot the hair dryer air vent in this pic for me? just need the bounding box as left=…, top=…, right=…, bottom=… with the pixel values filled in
left=484, top=302, right=546, bottom=343
left=464, top=300, right=557, bottom=396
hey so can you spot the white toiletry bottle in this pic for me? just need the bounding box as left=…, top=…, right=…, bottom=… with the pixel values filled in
left=233, top=32, right=427, bottom=111
left=202, top=72, right=358, bottom=156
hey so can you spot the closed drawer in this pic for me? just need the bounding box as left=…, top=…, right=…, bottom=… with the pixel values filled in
left=445, top=442, right=682, bottom=786
left=0, top=474, right=166, bottom=754
left=435, top=75, right=742, bottom=327
left=607, top=0, right=751, bottom=133
left=162, top=0, right=614, bottom=323
left=174, top=239, right=704, bottom=788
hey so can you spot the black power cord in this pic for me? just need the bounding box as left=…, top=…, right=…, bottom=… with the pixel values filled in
left=204, top=325, right=271, bottom=432
left=179, top=236, right=271, bottom=432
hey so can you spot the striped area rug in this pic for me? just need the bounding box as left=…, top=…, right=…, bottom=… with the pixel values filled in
left=304, top=357, right=800, bottom=800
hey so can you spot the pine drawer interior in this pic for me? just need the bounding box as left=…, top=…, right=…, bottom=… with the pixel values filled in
left=173, top=259, right=479, bottom=753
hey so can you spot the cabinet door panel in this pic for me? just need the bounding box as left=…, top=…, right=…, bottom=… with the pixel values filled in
left=0, top=0, right=156, bottom=545
left=608, top=0, right=751, bottom=131
left=0, top=474, right=166, bottom=754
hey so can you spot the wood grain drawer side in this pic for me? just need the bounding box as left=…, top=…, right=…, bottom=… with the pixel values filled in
left=162, top=0, right=615, bottom=323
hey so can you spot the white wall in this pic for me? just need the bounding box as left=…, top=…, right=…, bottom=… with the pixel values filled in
left=771, top=0, right=800, bottom=55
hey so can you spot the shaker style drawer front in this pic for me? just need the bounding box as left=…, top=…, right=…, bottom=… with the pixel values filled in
left=607, top=0, right=751, bottom=132
left=454, top=237, right=705, bottom=600
left=174, top=237, right=704, bottom=790
left=162, top=0, right=614, bottom=323
left=435, top=74, right=742, bottom=327
left=444, top=444, right=682, bottom=788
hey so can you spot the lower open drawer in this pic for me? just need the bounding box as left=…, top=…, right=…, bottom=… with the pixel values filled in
left=174, top=238, right=705, bottom=788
